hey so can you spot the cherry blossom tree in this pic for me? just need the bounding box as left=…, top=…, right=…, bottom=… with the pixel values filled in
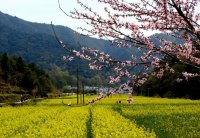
left=54, top=0, right=200, bottom=94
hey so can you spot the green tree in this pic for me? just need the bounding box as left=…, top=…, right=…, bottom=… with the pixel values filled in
left=63, top=85, right=70, bottom=93
left=50, top=71, right=67, bottom=89
left=91, top=75, right=103, bottom=87
left=16, top=57, right=25, bottom=72
left=1, top=53, right=9, bottom=71
left=20, top=69, right=37, bottom=93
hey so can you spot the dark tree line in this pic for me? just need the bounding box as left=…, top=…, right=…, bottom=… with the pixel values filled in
left=0, top=53, right=53, bottom=96
left=138, top=63, right=200, bottom=99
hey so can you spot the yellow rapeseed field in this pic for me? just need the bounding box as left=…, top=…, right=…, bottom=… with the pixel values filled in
left=0, top=95, right=199, bottom=138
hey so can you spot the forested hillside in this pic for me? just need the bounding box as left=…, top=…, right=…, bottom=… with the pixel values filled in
left=0, top=11, right=183, bottom=79
left=0, top=11, right=134, bottom=79
left=0, top=11, right=199, bottom=99
left=0, top=53, right=53, bottom=97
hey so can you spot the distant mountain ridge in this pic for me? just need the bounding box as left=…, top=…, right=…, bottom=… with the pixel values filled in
left=0, top=12, right=135, bottom=76
left=0, top=11, right=182, bottom=78
left=0, top=11, right=133, bottom=57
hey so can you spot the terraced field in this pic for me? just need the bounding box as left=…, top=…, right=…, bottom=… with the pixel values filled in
left=0, top=95, right=199, bottom=138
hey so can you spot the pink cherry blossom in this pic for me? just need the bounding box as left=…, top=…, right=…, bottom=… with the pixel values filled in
left=55, top=0, right=200, bottom=88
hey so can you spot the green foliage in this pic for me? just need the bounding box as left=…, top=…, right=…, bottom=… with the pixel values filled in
left=0, top=94, right=20, bottom=103
left=63, top=85, right=70, bottom=93
left=90, top=75, right=103, bottom=86
left=0, top=53, right=53, bottom=96
left=49, top=68, right=77, bottom=89
left=0, top=12, right=113, bottom=79
left=139, top=63, right=200, bottom=99
left=1, top=53, right=9, bottom=71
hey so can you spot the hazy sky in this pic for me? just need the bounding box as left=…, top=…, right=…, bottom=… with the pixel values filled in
left=1, top=0, right=199, bottom=36
left=0, top=0, right=97, bottom=31
left=0, top=0, right=155, bottom=36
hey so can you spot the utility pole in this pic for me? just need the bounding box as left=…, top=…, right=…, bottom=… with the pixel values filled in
left=148, top=88, right=150, bottom=97
left=80, top=82, right=82, bottom=104
left=76, top=67, right=79, bottom=104
left=82, top=81, right=85, bottom=104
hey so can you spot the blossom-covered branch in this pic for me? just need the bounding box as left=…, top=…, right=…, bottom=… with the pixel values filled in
left=56, top=0, right=200, bottom=90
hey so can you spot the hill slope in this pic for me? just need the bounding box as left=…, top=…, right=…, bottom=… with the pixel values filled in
left=0, top=11, right=135, bottom=78
left=0, top=11, right=184, bottom=78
